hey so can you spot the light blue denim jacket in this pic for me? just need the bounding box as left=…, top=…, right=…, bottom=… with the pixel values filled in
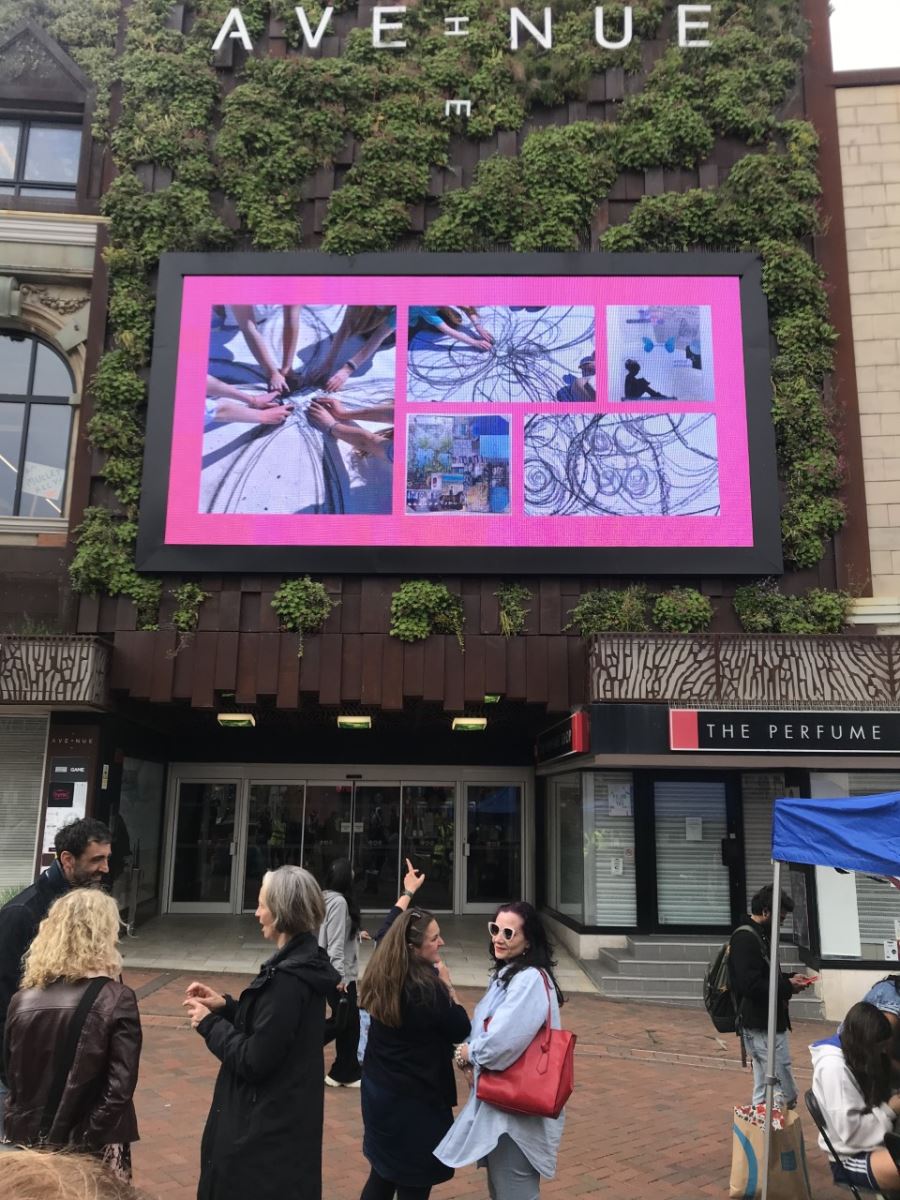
left=434, top=965, right=565, bottom=1178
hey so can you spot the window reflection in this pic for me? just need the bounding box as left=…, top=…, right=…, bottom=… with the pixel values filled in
left=0, top=120, right=81, bottom=198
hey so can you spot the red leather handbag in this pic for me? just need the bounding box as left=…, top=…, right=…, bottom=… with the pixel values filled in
left=475, top=969, right=576, bottom=1119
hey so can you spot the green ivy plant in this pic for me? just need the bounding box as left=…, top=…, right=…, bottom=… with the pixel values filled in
left=390, top=581, right=465, bottom=649
left=566, top=586, right=651, bottom=636
left=733, top=579, right=851, bottom=634
left=652, top=588, right=714, bottom=633
left=495, top=583, right=532, bottom=638
left=270, top=577, right=337, bottom=656
left=33, top=0, right=844, bottom=617
left=169, top=581, right=211, bottom=653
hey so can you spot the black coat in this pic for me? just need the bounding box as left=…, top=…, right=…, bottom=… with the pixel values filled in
left=0, top=860, right=69, bottom=1078
left=730, top=915, right=794, bottom=1034
left=196, top=933, right=340, bottom=1200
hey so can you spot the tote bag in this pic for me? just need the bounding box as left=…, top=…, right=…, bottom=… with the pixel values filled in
left=475, top=969, right=575, bottom=1120
left=730, top=1106, right=812, bottom=1200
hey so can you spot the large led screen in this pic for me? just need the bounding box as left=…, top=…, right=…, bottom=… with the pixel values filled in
left=136, top=253, right=781, bottom=574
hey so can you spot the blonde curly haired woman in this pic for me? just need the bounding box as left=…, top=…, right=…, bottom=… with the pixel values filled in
left=1, top=889, right=141, bottom=1181
left=0, top=1147, right=143, bottom=1199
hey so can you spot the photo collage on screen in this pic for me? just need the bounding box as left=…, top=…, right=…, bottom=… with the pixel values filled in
left=199, top=303, right=397, bottom=517
left=405, top=305, right=594, bottom=518
left=524, top=303, right=721, bottom=520
left=194, top=295, right=720, bottom=526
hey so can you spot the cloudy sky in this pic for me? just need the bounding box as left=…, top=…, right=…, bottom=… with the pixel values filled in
left=830, top=0, right=900, bottom=71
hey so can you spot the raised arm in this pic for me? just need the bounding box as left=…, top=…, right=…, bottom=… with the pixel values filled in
left=372, top=858, right=425, bottom=943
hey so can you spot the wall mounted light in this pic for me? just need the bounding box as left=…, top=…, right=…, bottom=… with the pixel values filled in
left=337, top=715, right=372, bottom=729
left=217, top=713, right=256, bottom=728
left=483, top=694, right=502, bottom=704
left=451, top=717, right=487, bottom=732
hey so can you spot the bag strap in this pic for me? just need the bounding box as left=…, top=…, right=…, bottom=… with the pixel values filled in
left=537, top=969, right=552, bottom=1051
left=38, top=977, right=107, bottom=1144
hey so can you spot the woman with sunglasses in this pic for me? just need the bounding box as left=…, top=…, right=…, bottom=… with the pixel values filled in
left=435, top=902, right=565, bottom=1200
left=356, top=898, right=470, bottom=1200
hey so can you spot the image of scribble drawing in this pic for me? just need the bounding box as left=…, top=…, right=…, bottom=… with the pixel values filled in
left=523, top=413, right=720, bottom=517
left=406, top=414, right=510, bottom=514
left=606, top=305, right=714, bottom=403
left=200, top=304, right=396, bottom=515
left=406, top=306, right=595, bottom=404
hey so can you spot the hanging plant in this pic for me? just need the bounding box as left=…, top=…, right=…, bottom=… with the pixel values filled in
left=270, top=577, right=337, bottom=656
left=168, top=581, right=210, bottom=654
left=495, top=583, right=532, bottom=638
left=565, top=586, right=651, bottom=636
left=390, top=581, right=465, bottom=649
left=652, top=588, right=714, bottom=634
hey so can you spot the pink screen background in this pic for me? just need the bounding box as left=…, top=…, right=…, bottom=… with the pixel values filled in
left=164, top=275, right=752, bottom=549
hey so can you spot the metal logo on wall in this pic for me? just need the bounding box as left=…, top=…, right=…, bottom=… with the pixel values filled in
left=212, top=4, right=718, bottom=110
left=670, top=709, right=900, bottom=754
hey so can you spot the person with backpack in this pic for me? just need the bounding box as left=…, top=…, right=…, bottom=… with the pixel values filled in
left=729, top=885, right=813, bottom=1110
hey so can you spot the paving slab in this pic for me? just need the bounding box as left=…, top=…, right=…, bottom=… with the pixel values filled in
left=126, top=968, right=847, bottom=1200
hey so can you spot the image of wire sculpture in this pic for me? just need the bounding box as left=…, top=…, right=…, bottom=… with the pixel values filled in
left=200, top=304, right=394, bottom=515
left=406, top=306, right=595, bottom=403
left=524, top=413, right=720, bottom=517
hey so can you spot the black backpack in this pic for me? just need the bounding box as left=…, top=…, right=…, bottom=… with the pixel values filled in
left=704, top=924, right=763, bottom=1034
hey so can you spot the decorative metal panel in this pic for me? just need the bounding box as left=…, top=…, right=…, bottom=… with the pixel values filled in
left=0, top=636, right=110, bottom=707
left=589, top=635, right=900, bottom=706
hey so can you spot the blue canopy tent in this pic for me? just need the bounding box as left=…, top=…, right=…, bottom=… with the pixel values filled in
left=757, top=791, right=900, bottom=1199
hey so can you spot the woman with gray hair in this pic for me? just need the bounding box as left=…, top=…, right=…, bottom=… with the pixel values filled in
left=183, top=866, right=340, bottom=1200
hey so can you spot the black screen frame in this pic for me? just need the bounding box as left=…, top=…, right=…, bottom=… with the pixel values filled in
left=136, top=250, right=783, bottom=575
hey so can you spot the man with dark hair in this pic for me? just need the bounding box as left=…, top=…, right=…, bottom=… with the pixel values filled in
left=0, top=817, right=111, bottom=1137
left=730, top=884, right=812, bottom=1110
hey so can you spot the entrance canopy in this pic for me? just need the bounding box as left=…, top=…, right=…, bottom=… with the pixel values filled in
left=772, top=790, right=900, bottom=877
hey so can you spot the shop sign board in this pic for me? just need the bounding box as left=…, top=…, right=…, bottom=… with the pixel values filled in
left=670, top=709, right=900, bottom=753
left=536, top=711, right=590, bottom=764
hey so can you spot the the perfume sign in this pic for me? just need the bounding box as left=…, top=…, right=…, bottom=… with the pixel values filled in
left=212, top=5, right=716, bottom=54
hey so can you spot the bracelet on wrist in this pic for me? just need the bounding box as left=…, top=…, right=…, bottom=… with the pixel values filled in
left=401, top=887, right=416, bottom=899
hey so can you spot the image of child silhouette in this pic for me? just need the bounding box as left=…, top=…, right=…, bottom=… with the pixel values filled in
left=623, top=359, right=671, bottom=401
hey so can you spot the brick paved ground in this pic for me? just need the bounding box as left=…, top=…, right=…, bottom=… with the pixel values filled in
left=127, top=969, right=847, bottom=1199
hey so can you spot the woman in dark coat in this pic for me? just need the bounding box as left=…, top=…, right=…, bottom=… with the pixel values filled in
left=357, top=900, right=470, bottom=1200
left=184, top=866, right=340, bottom=1200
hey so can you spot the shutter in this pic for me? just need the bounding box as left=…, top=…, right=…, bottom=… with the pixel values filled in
left=742, top=773, right=786, bottom=901
left=848, top=772, right=900, bottom=944
left=0, top=715, right=48, bottom=890
left=590, top=772, right=637, bottom=926
left=654, top=780, right=730, bottom=926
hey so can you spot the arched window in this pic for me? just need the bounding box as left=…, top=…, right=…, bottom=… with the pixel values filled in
left=0, top=330, right=74, bottom=518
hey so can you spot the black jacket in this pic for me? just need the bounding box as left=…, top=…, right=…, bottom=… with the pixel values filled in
left=729, top=915, right=794, bottom=1034
left=196, top=932, right=340, bottom=1200
left=0, top=860, right=69, bottom=1076
left=365, top=980, right=471, bottom=1110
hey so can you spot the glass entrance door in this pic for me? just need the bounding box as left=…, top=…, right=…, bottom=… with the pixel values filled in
left=463, top=783, right=522, bottom=911
left=169, top=781, right=240, bottom=912
left=303, top=782, right=403, bottom=911
left=242, top=784, right=305, bottom=910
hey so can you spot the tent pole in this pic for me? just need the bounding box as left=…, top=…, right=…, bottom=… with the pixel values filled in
left=760, top=859, right=783, bottom=1200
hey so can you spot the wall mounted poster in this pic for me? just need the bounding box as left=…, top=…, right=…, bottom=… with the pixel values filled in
left=137, top=253, right=781, bottom=574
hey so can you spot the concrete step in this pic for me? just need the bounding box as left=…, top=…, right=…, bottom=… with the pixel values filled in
left=585, top=937, right=825, bottom=1019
